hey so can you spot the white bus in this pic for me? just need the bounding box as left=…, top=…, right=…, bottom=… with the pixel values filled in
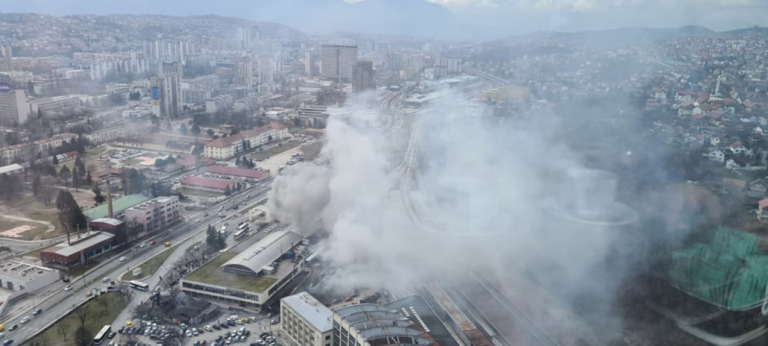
left=233, top=229, right=249, bottom=241
left=129, top=281, right=149, bottom=291
left=237, top=223, right=250, bottom=231
left=93, top=325, right=111, bottom=344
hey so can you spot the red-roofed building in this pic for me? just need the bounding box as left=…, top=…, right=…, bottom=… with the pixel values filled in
left=758, top=198, right=768, bottom=221
left=91, top=168, right=123, bottom=184
left=181, top=176, right=236, bottom=192
left=205, top=166, right=271, bottom=181
left=176, top=154, right=214, bottom=169
left=722, top=178, right=747, bottom=195
left=203, top=122, right=289, bottom=160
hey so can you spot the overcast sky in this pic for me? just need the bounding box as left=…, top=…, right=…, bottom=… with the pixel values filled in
left=347, top=0, right=767, bottom=33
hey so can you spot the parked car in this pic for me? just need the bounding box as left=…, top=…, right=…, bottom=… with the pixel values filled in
left=64, top=285, right=73, bottom=291
left=3, top=339, right=12, bottom=346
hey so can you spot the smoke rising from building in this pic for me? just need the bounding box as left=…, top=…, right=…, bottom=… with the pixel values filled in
left=267, top=89, right=665, bottom=342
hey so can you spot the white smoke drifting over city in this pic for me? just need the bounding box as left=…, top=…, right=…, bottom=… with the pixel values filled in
left=268, top=90, right=644, bottom=343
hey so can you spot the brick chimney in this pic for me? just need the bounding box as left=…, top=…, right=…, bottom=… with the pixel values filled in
left=106, top=179, right=114, bottom=219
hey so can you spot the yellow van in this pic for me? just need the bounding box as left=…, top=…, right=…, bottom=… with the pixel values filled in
left=86, top=291, right=92, bottom=297
left=165, top=242, right=172, bottom=247
left=125, top=320, right=133, bottom=328
left=0, top=324, right=5, bottom=332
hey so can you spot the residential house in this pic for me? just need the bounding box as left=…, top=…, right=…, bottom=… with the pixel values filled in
left=747, top=179, right=768, bottom=199
left=729, top=142, right=747, bottom=155
left=758, top=198, right=768, bottom=221
left=706, top=149, right=725, bottom=163
left=722, top=178, right=747, bottom=194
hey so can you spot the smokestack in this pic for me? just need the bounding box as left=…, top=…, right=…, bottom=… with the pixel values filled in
left=66, top=230, right=71, bottom=245
left=106, top=179, right=114, bottom=219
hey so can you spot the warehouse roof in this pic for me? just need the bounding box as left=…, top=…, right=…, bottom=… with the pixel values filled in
left=83, top=194, right=153, bottom=219
left=206, top=166, right=270, bottom=180
left=181, top=176, right=236, bottom=190
left=41, top=232, right=115, bottom=257
left=221, top=228, right=302, bottom=275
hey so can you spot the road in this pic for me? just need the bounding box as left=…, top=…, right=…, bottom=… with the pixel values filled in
left=12, top=185, right=271, bottom=344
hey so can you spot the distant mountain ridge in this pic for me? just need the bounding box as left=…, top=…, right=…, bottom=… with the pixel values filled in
left=0, top=0, right=468, bottom=39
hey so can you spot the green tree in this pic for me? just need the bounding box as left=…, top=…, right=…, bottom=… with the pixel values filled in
left=74, top=156, right=85, bottom=176
left=74, top=326, right=93, bottom=346
left=32, top=175, right=41, bottom=196
left=56, top=190, right=87, bottom=232
left=206, top=128, right=215, bottom=137
left=93, top=185, right=106, bottom=204
left=85, top=170, right=92, bottom=185
left=191, top=124, right=201, bottom=136
left=72, top=166, right=80, bottom=191
left=206, top=225, right=218, bottom=250
left=59, top=165, right=71, bottom=184
left=52, top=155, right=59, bottom=165
left=224, top=185, right=231, bottom=196
left=216, top=229, right=227, bottom=249
left=108, top=92, right=126, bottom=106
left=179, top=123, right=188, bottom=135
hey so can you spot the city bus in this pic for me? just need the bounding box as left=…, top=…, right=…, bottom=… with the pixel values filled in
left=237, top=222, right=250, bottom=231
left=129, top=281, right=149, bottom=291
left=93, top=325, right=111, bottom=345
left=233, top=229, right=249, bottom=241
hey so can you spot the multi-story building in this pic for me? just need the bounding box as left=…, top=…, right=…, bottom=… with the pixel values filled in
left=305, top=51, right=316, bottom=77
left=234, top=57, right=254, bottom=90
left=183, top=74, right=220, bottom=92
left=183, top=90, right=211, bottom=105
left=352, top=61, right=375, bottom=93
left=203, top=122, right=288, bottom=160
left=206, top=94, right=234, bottom=114
left=0, top=133, right=78, bottom=164
left=281, top=292, right=333, bottom=346
left=123, top=196, right=180, bottom=237
left=159, top=64, right=183, bottom=118
left=259, top=58, right=274, bottom=86
left=28, top=95, right=81, bottom=117
left=1, top=46, right=12, bottom=71
left=321, top=45, right=358, bottom=82
left=0, top=86, right=28, bottom=127
left=84, top=121, right=153, bottom=144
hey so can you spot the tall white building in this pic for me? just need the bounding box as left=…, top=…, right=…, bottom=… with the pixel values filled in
left=0, top=87, right=27, bottom=127
left=259, top=58, right=274, bottom=86
left=234, top=57, right=254, bottom=90
left=320, top=45, right=358, bottom=83
left=159, top=62, right=183, bottom=118
left=237, top=27, right=251, bottom=50
left=305, top=51, right=316, bottom=77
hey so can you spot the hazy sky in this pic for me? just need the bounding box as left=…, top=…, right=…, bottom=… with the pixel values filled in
left=0, top=0, right=764, bottom=36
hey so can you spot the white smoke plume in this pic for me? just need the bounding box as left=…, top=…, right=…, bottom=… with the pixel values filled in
left=267, top=88, right=650, bottom=344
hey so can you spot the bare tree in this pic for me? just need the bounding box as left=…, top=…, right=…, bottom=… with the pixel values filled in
left=73, top=303, right=89, bottom=334
left=56, top=321, right=68, bottom=342
left=97, top=290, right=110, bottom=312
left=38, top=177, right=57, bottom=206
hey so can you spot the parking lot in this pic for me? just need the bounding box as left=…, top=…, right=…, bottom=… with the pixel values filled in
left=110, top=309, right=286, bottom=346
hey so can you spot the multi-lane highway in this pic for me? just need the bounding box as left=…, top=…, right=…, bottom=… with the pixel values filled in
left=13, top=185, right=271, bottom=344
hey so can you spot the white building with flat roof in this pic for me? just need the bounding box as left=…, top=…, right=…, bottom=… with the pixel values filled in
left=0, top=260, right=60, bottom=292
left=321, top=45, right=357, bottom=82
left=281, top=292, right=333, bottom=346
left=0, top=88, right=28, bottom=127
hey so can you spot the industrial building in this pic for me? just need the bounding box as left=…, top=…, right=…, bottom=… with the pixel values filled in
left=332, top=300, right=442, bottom=346
left=281, top=292, right=333, bottom=346
left=181, top=176, right=236, bottom=193
left=40, top=231, right=115, bottom=269
left=0, top=83, right=28, bottom=127
left=0, top=133, right=77, bottom=164
left=123, top=196, right=180, bottom=237
left=82, top=194, right=153, bottom=220
left=0, top=261, right=60, bottom=292
left=205, top=165, right=271, bottom=182
left=180, top=228, right=307, bottom=308
left=28, top=95, right=81, bottom=117
left=321, top=45, right=357, bottom=83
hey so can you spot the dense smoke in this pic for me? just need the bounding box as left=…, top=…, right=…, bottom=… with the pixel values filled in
left=268, top=89, right=657, bottom=342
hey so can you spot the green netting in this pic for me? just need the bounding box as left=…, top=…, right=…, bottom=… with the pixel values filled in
left=668, top=227, right=768, bottom=310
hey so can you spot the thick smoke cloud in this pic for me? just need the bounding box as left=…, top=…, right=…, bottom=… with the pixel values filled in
left=267, top=89, right=656, bottom=343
